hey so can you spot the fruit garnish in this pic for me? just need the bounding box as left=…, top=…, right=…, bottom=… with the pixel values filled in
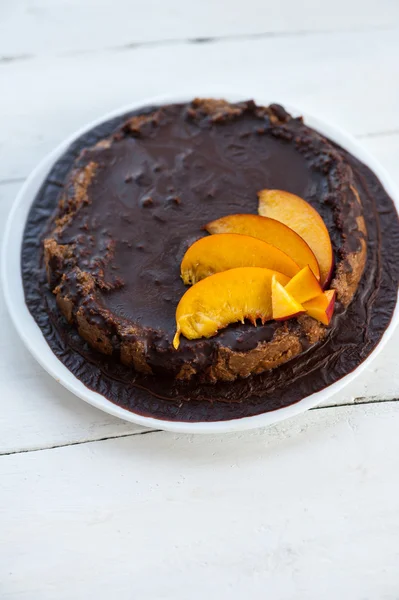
left=180, top=233, right=299, bottom=285
left=173, top=267, right=289, bottom=348
left=205, top=213, right=320, bottom=280
left=271, top=275, right=305, bottom=321
left=258, top=189, right=333, bottom=287
left=302, top=290, right=336, bottom=325
left=284, top=265, right=323, bottom=304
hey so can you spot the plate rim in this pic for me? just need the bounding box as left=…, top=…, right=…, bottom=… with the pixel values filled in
left=3, top=90, right=399, bottom=434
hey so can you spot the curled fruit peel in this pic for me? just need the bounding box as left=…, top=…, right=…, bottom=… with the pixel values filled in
left=180, top=233, right=300, bottom=284
left=173, top=267, right=289, bottom=348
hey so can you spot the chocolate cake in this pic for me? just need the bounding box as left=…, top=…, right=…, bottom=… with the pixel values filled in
left=43, top=99, right=366, bottom=383
left=21, top=98, right=399, bottom=421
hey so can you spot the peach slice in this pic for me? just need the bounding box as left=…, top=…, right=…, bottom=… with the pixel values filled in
left=180, top=233, right=299, bottom=285
left=258, top=189, right=333, bottom=287
left=205, top=213, right=320, bottom=280
left=303, top=290, right=336, bottom=325
left=173, top=267, right=289, bottom=348
left=272, top=276, right=305, bottom=321
left=284, top=265, right=323, bottom=304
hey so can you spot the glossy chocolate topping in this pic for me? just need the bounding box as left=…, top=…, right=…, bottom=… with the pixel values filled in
left=22, top=102, right=399, bottom=421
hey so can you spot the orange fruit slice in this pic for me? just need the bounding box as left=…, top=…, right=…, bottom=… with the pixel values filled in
left=173, top=267, right=289, bottom=348
left=272, top=276, right=305, bottom=321
left=258, top=189, right=333, bottom=287
left=205, top=213, right=320, bottom=280
left=180, top=233, right=299, bottom=285
left=303, top=290, right=336, bottom=325
left=284, top=265, right=323, bottom=304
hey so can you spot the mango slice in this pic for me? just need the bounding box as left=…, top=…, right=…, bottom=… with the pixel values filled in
left=258, top=189, right=333, bottom=287
left=272, top=276, right=305, bottom=320
left=181, top=233, right=299, bottom=285
left=173, top=267, right=289, bottom=348
left=284, top=265, right=323, bottom=304
left=205, top=213, right=320, bottom=280
left=303, top=290, right=336, bottom=325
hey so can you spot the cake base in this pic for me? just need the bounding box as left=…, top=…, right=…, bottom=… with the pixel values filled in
left=22, top=109, right=399, bottom=422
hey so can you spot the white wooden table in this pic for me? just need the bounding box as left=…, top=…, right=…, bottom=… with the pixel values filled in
left=1, top=2, right=399, bottom=597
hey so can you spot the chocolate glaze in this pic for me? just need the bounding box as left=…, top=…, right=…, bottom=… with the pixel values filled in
left=22, top=104, right=399, bottom=421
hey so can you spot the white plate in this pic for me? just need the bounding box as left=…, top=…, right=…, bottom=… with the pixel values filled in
left=2, top=92, right=399, bottom=434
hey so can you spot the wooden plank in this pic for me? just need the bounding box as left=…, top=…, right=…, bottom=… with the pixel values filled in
left=0, top=0, right=397, bottom=57
left=1, top=28, right=399, bottom=181
left=1, top=402, right=399, bottom=599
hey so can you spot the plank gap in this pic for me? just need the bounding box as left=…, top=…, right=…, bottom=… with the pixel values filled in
left=313, top=396, right=399, bottom=410
left=2, top=24, right=397, bottom=64
left=0, top=177, right=26, bottom=187
left=0, top=429, right=160, bottom=457
left=0, top=54, right=33, bottom=64
left=2, top=398, right=399, bottom=457
left=357, top=128, right=399, bottom=139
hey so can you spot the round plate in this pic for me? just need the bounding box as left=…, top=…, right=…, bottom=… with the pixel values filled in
left=3, top=92, right=399, bottom=433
